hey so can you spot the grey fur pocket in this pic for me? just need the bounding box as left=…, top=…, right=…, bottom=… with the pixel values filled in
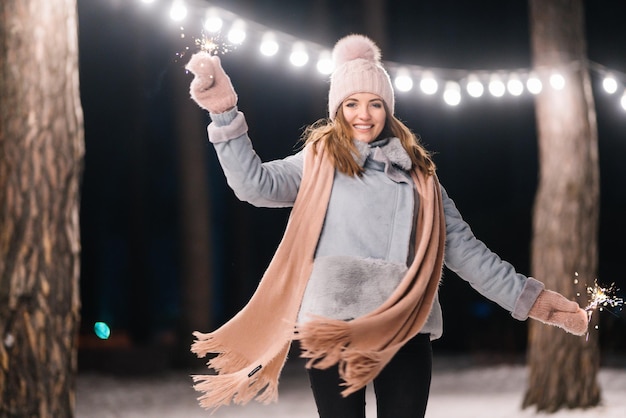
left=298, top=255, right=407, bottom=322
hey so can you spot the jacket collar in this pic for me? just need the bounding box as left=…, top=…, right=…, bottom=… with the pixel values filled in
left=352, top=137, right=413, bottom=183
left=353, top=137, right=413, bottom=171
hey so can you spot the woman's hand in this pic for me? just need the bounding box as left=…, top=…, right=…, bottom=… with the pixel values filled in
left=186, top=52, right=237, bottom=114
left=528, top=289, right=589, bottom=336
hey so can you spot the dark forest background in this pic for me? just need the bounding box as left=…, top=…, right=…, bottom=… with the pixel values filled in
left=76, top=0, right=626, bottom=372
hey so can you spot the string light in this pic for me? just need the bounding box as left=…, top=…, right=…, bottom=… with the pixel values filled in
left=549, top=72, right=566, bottom=90
left=602, top=74, right=618, bottom=94
left=507, top=74, right=524, bottom=96
left=289, top=42, right=309, bottom=67
left=443, top=81, right=461, bottom=106
left=466, top=75, right=484, bottom=98
left=141, top=1, right=626, bottom=113
left=259, top=32, right=279, bottom=57
left=526, top=73, right=543, bottom=95
left=394, top=68, right=414, bottom=92
left=488, top=75, right=506, bottom=97
left=203, top=9, right=223, bottom=33
left=169, top=0, right=187, bottom=22
left=316, top=51, right=334, bottom=75
left=420, top=72, right=438, bottom=95
left=227, top=19, right=246, bottom=45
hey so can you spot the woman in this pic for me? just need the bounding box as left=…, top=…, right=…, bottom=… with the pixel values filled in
left=185, top=34, right=588, bottom=418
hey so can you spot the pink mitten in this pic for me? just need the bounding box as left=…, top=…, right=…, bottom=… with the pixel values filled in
left=528, top=289, right=589, bottom=336
left=185, top=52, right=237, bottom=113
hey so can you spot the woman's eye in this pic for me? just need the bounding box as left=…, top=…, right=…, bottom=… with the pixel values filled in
left=345, top=102, right=357, bottom=108
left=371, top=102, right=383, bottom=108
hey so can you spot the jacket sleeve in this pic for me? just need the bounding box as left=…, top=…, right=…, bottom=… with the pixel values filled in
left=441, top=186, right=544, bottom=320
left=207, top=107, right=303, bottom=208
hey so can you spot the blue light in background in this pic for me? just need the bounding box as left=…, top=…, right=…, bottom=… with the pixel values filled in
left=94, top=322, right=111, bottom=340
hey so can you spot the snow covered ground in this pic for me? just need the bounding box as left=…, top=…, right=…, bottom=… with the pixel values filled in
left=76, top=355, right=626, bottom=417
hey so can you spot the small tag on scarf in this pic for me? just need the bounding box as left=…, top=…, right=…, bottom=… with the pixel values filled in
left=248, top=365, right=262, bottom=377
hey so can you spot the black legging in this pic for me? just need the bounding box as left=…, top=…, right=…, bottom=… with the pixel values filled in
left=307, top=333, right=432, bottom=418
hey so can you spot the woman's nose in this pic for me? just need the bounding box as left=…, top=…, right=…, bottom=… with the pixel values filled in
left=357, top=107, right=371, bottom=119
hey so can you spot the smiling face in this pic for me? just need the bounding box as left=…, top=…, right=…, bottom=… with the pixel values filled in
left=340, top=93, right=387, bottom=143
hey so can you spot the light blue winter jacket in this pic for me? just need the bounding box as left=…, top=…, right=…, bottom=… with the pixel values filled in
left=207, top=107, right=544, bottom=340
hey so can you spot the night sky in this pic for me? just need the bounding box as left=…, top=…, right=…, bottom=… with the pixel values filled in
left=76, top=0, right=626, bottom=359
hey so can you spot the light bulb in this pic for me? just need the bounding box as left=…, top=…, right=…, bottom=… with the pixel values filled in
left=488, top=76, right=505, bottom=97
left=316, top=51, right=334, bottom=75
left=507, top=75, right=524, bottom=96
left=526, top=74, right=542, bottom=95
left=289, top=42, right=309, bottom=67
left=466, top=75, right=484, bottom=98
left=260, top=33, right=279, bottom=56
left=443, top=81, right=461, bottom=106
left=227, top=20, right=246, bottom=45
left=394, top=69, right=413, bottom=92
left=602, top=75, right=618, bottom=94
left=169, top=0, right=187, bottom=22
left=420, top=72, right=438, bottom=95
left=549, top=72, right=565, bottom=90
left=203, top=10, right=223, bottom=33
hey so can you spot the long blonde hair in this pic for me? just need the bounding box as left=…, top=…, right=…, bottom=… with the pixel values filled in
left=302, top=104, right=436, bottom=177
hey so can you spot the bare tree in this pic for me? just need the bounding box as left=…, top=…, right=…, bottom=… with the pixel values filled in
left=171, top=52, right=213, bottom=367
left=0, top=0, right=83, bottom=416
left=363, top=0, right=388, bottom=51
left=524, top=0, right=601, bottom=411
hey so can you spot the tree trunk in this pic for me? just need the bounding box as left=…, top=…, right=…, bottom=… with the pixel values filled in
left=363, top=0, right=388, bottom=52
left=0, top=0, right=84, bottom=416
left=171, top=51, right=213, bottom=368
left=524, top=0, right=601, bottom=412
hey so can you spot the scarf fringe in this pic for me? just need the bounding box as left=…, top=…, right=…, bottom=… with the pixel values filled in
left=192, top=368, right=278, bottom=413
left=191, top=331, right=220, bottom=358
left=298, top=319, right=392, bottom=397
left=338, top=348, right=387, bottom=396
left=191, top=334, right=290, bottom=412
left=297, top=316, right=351, bottom=369
left=191, top=331, right=251, bottom=374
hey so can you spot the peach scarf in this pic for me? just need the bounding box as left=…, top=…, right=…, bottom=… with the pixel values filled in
left=191, top=141, right=445, bottom=411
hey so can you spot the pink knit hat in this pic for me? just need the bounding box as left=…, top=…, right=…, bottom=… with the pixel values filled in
left=328, top=34, right=394, bottom=120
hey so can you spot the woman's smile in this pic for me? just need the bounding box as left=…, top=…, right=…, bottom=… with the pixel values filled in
left=341, top=92, right=386, bottom=143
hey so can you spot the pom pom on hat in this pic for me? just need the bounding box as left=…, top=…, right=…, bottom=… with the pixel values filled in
left=332, top=35, right=382, bottom=68
left=328, top=34, right=394, bottom=120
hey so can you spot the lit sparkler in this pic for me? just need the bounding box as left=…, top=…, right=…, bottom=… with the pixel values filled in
left=584, top=279, right=624, bottom=315
left=574, top=273, right=623, bottom=340
left=176, top=30, right=234, bottom=63
left=189, top=33, right=233, bottom=59
left=196, top=35, right=219, bottom=54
